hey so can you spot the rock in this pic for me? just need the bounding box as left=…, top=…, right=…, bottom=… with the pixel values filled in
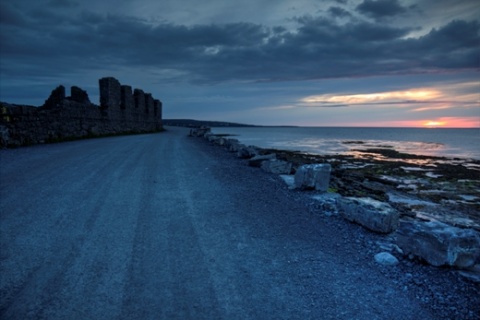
left=338, top=197, right=399, bottom=233
left=294, top=163, right=331, bottom=191
left=261, top=159, right=292, bottom=174
left=279, top=175, right=295, bottom=189
left=311, top=193, right=342, bottom=216
left=248, top=153, right=276, bottom=167
left=189, top=126, right=211, bottom=137
left=216, top=137, right=226, bottom=146
left=396, top=220, right=480, bottom=268
left=225, top=138, right=241, bottom=152
left=457, top=264, right=480, bottom=283
left=206, top=134, right=219, bottom=142
left=237, top=146, right=259, bottom=159
left=374, top=252, right=399, bottom=266
left=207, top=135, right=226, bottom=146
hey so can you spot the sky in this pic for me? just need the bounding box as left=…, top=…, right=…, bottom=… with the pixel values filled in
left=0, top=0, right=479, bottom=127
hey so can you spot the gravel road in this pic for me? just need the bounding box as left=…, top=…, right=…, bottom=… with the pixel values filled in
left=0, top=127, right=478, bottom=319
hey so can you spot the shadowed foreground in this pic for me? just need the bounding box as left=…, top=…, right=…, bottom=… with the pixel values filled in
left=0, top=127, right=442, bottom=319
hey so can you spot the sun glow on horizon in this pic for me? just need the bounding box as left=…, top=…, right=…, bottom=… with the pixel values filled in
left=372, top=117, right=479, bottom=128
left=423, top=120, right=446, bottom=128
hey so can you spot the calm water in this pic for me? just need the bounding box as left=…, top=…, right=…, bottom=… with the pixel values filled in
left=211, top=127, right=480, bottom=160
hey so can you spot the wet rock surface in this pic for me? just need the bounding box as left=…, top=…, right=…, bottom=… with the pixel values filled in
left=264, top=147, right=480, bottom=231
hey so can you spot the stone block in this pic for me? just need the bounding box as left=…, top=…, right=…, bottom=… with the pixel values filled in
left=237, top=146, right=258, bottom=159
left=338, top=197, right=399, bottom=233
left=207, top=135, right=227, bottom=145
left=225, top=140, right=240, bottom=152
left=261, top=159, right=292, bottom=174
left=189, top=127, right=211, bottom=137
left=279, top=175, right=295, bottom=189
left=224, top=138, right=241, bottom=152
left=396, top=220, right=480, bottom=268
left=294, top=163, right=331, bottom=191
left=311, top=193, right=342, bottom=216
left=248, top=153, right=276, bottom=167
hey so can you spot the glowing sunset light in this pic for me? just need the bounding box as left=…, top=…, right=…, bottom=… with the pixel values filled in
left=415, top=117, right=479, bottom=128
left=424, top=120, right=446, bottom=128
left=301, top=88, right=442, bottom=106
left=300, top=116, right=479, bottom=128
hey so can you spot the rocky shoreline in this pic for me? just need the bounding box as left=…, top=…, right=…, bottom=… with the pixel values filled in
left=189, top=127, right=480, bottom=277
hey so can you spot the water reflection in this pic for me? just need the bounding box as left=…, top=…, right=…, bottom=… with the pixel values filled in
left=211, top=127, right=480, bottom=160
left=270, top=138, right=448, bottom=159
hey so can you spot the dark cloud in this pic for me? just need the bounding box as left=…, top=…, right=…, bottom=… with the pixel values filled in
left=47, top=0, right=79, bottom=9
left=404, top=20, right=480, bottom=69
left=356, top=0, right=407, bottom=19
left=0, top=2, right=27, bottom=26
left=0, top=5, right=478, bottom=87
left=328, top=6, right=352, bottom=18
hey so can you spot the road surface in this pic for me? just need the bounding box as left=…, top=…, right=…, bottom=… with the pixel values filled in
left=1, top=127, right=439, bottom=319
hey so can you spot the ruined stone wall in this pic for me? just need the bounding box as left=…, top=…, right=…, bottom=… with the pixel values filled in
left=0, top=77, right=163, bottom=147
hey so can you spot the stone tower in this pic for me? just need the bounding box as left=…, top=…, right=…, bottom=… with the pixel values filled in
left=99, top=77, right=121, bottom=109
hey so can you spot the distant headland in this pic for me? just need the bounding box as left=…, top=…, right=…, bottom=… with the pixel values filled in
left=0, top=77, right=163, bottom=147
left=162, top=119, right=256, bottom=128
left=162, top=119, right=298, bottom=128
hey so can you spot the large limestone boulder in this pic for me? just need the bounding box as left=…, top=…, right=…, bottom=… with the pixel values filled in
left=189, top=126, right=211, bottom=137
left=279, top=175, right=295, bottom=189
left=261, top=159, right=292, bottom=174
left=248, top=153, right=276, bottom=167
left=311, top=193, right=342, bottom=216
left=237, top=146, right=259, bottom=159
left=396, top=220, right=480, bottom=268
left=225, top=138, right=242, bottom=152
left=338, top=197, right=399, bottom=233
left=294, top=163, right=331, bottom=191
left=207, top=134, right=227, bottom=146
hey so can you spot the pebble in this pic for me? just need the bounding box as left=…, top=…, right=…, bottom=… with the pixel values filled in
left=374, top=252, right=399, bottom=266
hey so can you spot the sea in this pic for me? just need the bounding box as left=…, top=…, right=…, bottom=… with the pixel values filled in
left=211, top=127, right=480, bottom=160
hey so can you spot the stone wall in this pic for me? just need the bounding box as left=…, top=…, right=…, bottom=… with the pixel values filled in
left=0, top=77, right=163, bottom=147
